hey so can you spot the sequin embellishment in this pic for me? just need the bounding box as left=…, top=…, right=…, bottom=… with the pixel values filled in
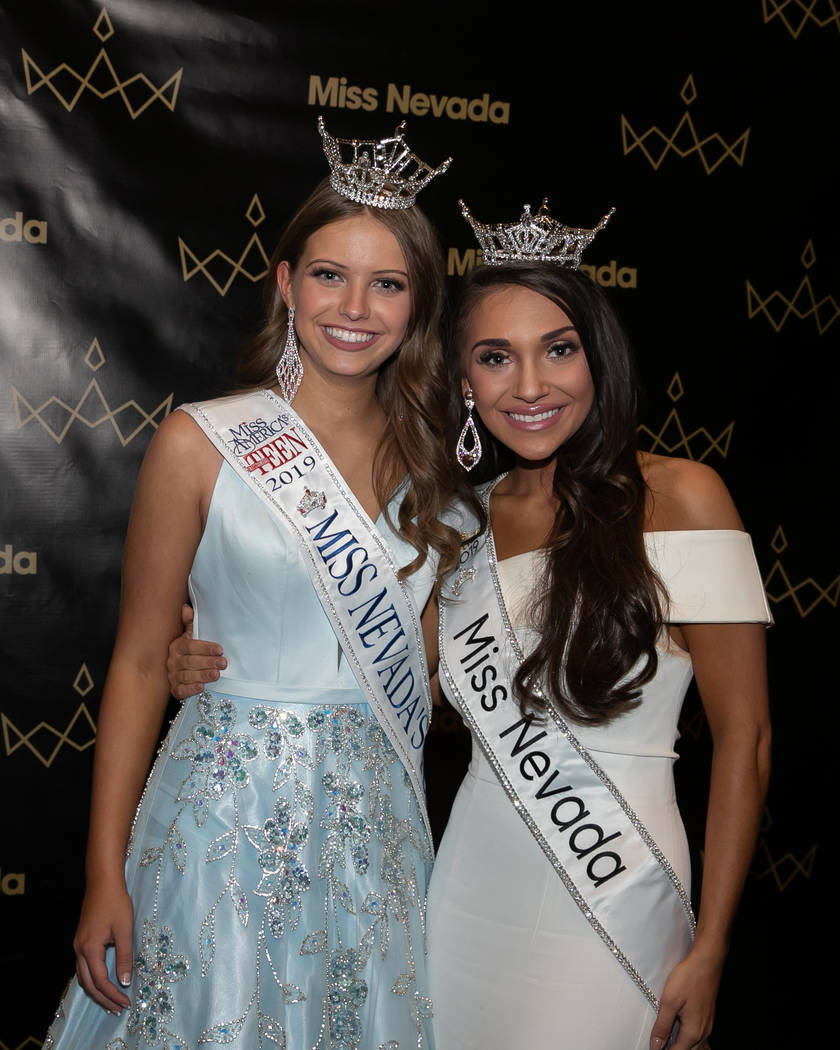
left=45, top=693, right=433, bottom=1049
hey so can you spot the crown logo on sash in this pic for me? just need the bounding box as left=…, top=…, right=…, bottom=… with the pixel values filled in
left=460, top=198, right=615, bottom=269
left=297, top=488, right=327, bottom=516
left=318, top=116, right=452, bottom=210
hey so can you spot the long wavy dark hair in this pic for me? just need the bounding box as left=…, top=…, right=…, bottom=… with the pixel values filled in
left=238, top=178, right=465, bottom=583
left=448, top=263, right=665, bottom=724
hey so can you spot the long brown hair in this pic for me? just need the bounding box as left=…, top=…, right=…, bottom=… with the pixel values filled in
left=238, top=178, right=464, bottom=582
left=450, top=263, right=665, bottom=724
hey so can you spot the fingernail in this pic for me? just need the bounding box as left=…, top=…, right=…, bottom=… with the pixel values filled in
left=119, top=973, right=131, bottom=987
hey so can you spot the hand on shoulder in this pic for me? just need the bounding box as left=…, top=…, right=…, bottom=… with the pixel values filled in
left=640, top=452, right=744, bottom=533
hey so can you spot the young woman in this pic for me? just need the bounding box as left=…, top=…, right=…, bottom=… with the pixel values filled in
left=428, top=258, right=771, bottom=1050
left=44, top=123, right=465, bottom=1050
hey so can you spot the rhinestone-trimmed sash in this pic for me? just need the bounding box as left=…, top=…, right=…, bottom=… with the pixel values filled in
left=438, top=486, right=694, bottom=1010
left=180, top=392, right=434, bottom=850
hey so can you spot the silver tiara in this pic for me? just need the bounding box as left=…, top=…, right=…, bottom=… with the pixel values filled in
left=460, top=198, right=615, bottom=268
left=318, top=116, right=452, bottom=210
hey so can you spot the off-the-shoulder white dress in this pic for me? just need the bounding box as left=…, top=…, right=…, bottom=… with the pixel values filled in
left=428, top=530, right=771, bottom=1050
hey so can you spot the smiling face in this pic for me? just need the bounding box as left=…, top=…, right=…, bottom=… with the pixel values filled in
left=277, top=214, right=412, bottom=386
left=462, top=284, right=596, bottom=465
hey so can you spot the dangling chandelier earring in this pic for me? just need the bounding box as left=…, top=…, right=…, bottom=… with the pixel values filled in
left=276, top=305, right=303, bottom=403
left=456, top=387, right=482, bottom=471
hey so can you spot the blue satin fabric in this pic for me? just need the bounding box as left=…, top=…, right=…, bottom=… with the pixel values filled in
left=46, top=462, right=437, bottom=1050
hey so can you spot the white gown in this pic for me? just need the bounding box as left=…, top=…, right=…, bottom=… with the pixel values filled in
left=427, top=530, right=771, bottom=1050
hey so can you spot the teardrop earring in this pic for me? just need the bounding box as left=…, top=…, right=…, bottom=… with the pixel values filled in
left=275, top=306, right=303, bottom=402
left=456, top=387, right=482, bottom=471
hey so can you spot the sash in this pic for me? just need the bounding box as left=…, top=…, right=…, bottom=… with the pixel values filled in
left=181, top=390, right=434, bottom=848
left=438, top=512, right=695, bottom=1011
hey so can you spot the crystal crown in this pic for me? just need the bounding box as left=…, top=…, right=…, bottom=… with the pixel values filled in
left=318, top=116, right=452, bottom=210
left=460, top=198, right=615, bottom=268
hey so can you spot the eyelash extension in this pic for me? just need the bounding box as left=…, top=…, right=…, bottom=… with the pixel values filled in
left=309, top=269, right=406, bottom=292
left=547, top=340, right=579, bottom=357
left=477, top=349, right=508, bottom=366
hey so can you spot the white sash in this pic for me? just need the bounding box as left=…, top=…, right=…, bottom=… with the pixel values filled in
left=181, top=390, right=434, bottom=848
left=438, top=521, right=695, bottom=1010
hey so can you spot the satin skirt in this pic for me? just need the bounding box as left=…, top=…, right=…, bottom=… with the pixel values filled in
left=427, top=751, right=690, bottom=1050
left=45, top=686, right=435, bottom=1050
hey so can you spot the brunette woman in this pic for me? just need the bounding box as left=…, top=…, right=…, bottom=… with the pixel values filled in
left=428, top=221, right=771, bottom=1050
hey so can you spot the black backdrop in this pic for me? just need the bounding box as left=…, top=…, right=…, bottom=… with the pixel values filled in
left=1, top=2, right=836, bottom=1045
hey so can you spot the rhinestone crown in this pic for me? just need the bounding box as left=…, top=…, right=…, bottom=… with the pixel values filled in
left=460, top=198, right=615, bottom=268
left=318, top=116, right=452, bottom=210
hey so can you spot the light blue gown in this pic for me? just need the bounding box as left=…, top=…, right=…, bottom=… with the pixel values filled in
left=45, top=460, right=437, bottom=1050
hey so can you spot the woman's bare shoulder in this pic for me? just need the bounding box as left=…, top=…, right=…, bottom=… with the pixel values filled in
left=146, top=406, right=218, bottom=455
left=137, top=408, right=222, bottom=500
left=639, top=451, right=744, bottom=532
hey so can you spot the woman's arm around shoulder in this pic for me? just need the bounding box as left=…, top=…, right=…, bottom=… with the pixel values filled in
left=73, top=409, right=221, bottom=1012
left=642, top=455, right=771, bottom=1049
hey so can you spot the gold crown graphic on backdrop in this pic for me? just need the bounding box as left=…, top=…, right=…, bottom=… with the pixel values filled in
left=762, top=0, right=840, bottom=38
left=13, top=338, right=172, bottom=445
left=621, top=75, right=750, bottom=174
left=2, top=665, right=96, bottom=767
left=763, top=526, right=839, bottom=616
left=2, top=704, right=97, bottom=767
left=637, top=373, right=734, bottom=461
left=752, top=808, right=817, bottom=892
left=319, top=116, right=452, bottom=209
left=178, top=194, right=271, bottom=296
left=746, top=240, right=839, bottom=334
left=0, top=1035, right=52, bottom=1050
left=21, top=8, right=182, bottom=119
left=753, top=838, right=817, bottom=892
left=459, top=199, right=615, bottom=268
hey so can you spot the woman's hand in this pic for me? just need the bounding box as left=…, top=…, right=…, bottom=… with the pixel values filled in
left=649, top=945, right=724, bottom=1049
left=72, top=877, right=134, bottom=1014
left=166, top=603, right=227, bottom=699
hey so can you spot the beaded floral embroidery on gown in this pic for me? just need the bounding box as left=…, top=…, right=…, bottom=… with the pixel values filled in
left=44, top=461, right=436, bottom=1050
